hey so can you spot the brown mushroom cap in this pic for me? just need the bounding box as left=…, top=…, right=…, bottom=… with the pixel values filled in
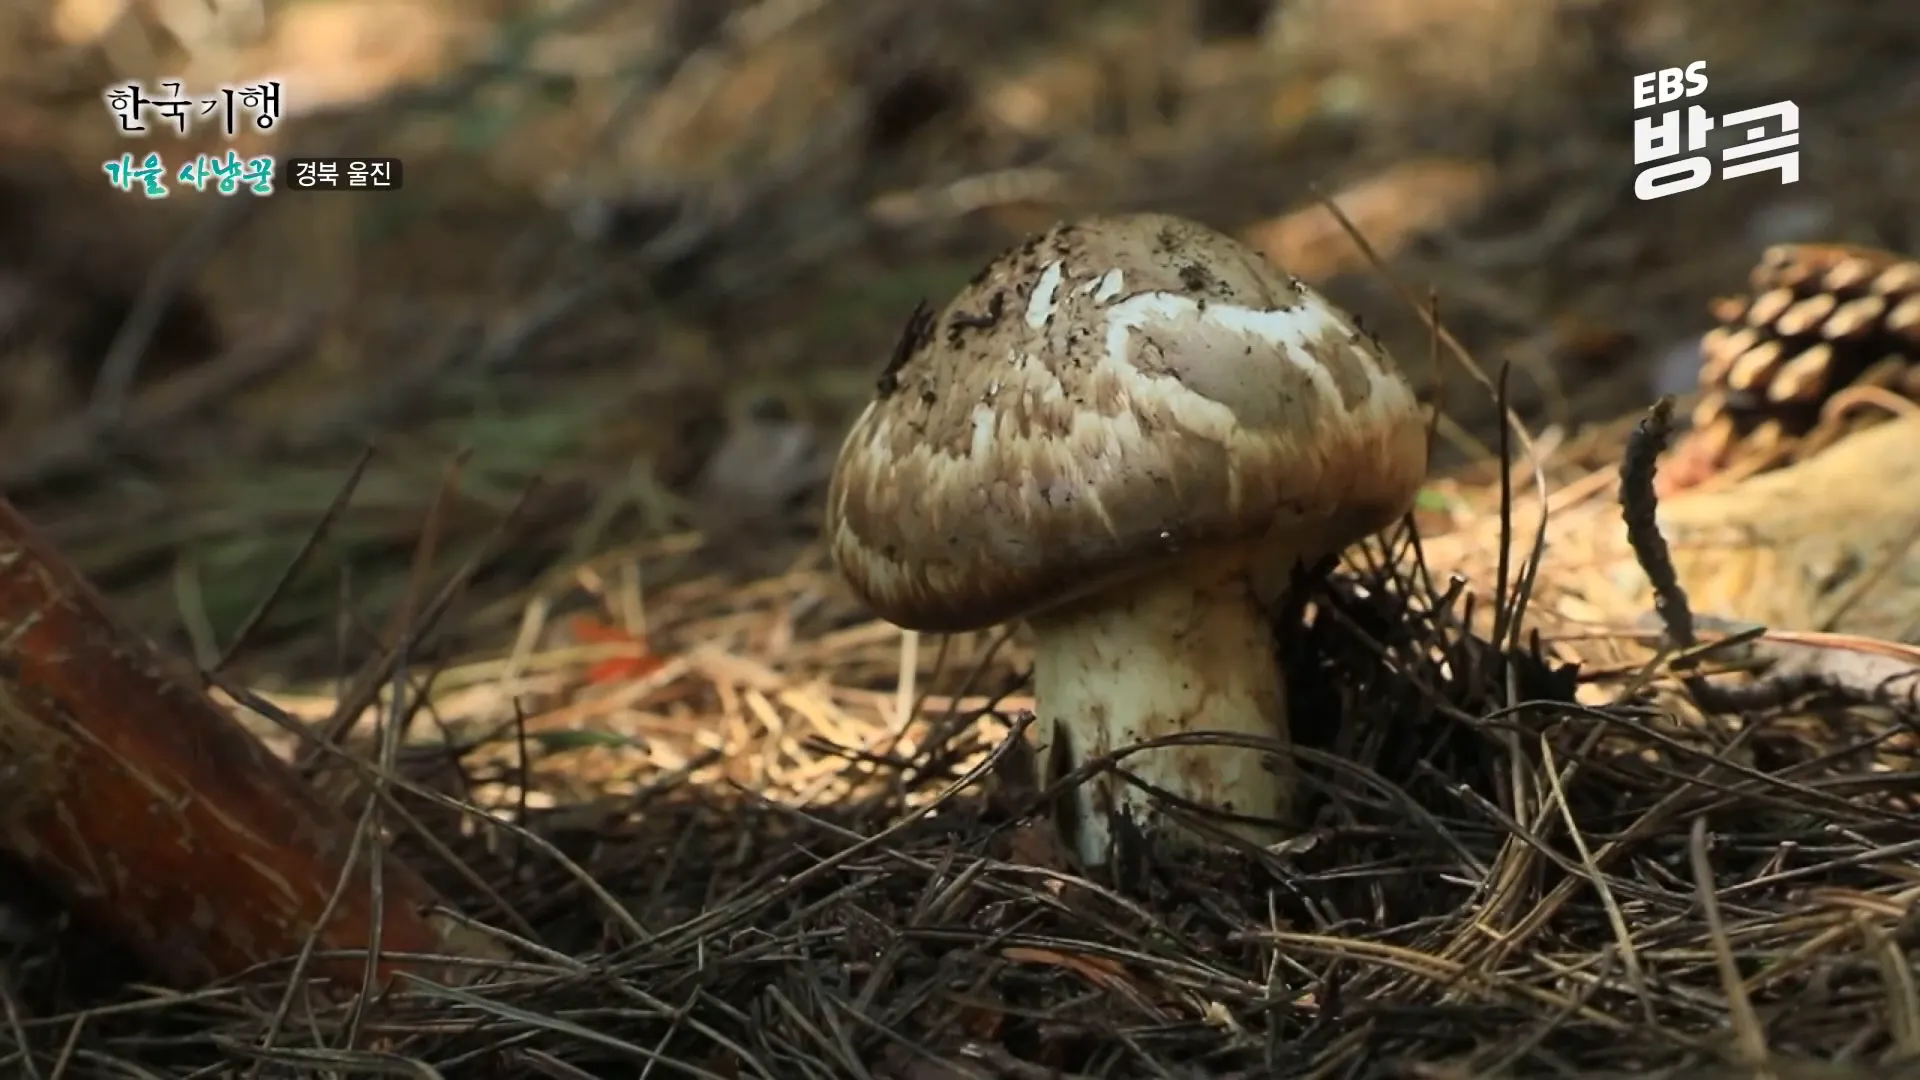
left=825, top=212, right=1429, bottom=632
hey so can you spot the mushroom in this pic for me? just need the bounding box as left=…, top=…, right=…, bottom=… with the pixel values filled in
left=824, top=213, right=1428, bottom=866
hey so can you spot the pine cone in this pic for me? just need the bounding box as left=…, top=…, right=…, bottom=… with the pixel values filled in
left=1663, top=243, right=1920, bottom=493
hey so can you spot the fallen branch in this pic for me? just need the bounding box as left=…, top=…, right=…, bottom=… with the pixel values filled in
left=1620, top=399, right=1920, bottom=715
left=0, top=492, right=503, bottom=990
left=1671, top=620, right=1920, bottom=715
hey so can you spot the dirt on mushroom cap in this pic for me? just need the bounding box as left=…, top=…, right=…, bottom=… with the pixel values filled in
left=824, top=213, right=1430, bottom=632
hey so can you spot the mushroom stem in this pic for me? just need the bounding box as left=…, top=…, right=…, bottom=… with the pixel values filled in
left=1027, top=556, right=1295, bottom=866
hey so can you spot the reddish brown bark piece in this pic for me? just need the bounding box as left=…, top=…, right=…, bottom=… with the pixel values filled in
left=0, top=495, right=499, bottom=989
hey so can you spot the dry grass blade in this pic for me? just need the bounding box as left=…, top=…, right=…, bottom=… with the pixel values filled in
left=212, top=443, right=377, bottom=673
left=1688, top=816, right=1770, bottom=1071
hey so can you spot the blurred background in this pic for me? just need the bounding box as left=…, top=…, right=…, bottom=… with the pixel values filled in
left=2, top=0, right=1917, bottom=681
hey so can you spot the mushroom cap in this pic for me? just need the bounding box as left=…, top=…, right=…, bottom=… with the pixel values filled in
left=825, top=212, right=1429, bottom=632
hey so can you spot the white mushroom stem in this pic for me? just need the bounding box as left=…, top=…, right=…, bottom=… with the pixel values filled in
left=1026, top=556, right=1296, bottom=866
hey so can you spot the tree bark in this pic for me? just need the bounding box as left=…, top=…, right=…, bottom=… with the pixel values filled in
left=0, top=495, right=500, bottom=989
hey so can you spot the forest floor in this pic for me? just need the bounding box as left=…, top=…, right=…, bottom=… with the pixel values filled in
left=1, top=1, right=1918, bottom=1077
